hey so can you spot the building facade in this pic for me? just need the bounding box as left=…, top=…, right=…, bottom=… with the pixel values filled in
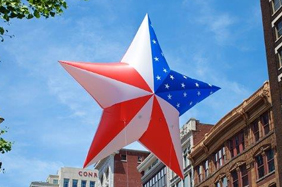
left=137, top=118, right=213, bottom=187
left=137, top=154, right=168, bottom=187
left=260, top=0, right=282, bottom=185
left=189, top=82, right=279, bottom=187
left=94, top=149, right=149, bottom=187
left=30, top=167, right=98, bottom=187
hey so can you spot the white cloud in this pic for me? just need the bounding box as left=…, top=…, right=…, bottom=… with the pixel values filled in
left=0, top=153, right=63, bottom=187
left=209, top=14, right=234, bottom=43
left=1, top=15, right=127, bottom=125
left=195, top=1, right=235, bottom=45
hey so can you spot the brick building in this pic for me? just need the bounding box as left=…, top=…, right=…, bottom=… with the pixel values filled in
left=94, top=149, right=149, bottom=187
left=189, top=82, right=279, bottom=187
left=137, top=118, right=213, bottom=187
left=260, top=0, right=282, bottom=185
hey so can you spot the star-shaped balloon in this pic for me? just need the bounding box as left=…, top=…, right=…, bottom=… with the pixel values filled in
left=59, top=14, right=220, bottom=178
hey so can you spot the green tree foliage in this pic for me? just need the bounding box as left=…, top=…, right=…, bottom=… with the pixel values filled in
left=0, top=126, right=12, bottom=173
left=0, top=0, right=68, bottom=41
left=0, top=127, right=12, bottom=154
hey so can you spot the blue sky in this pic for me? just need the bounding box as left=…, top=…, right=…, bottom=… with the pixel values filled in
left=0, top=0, right=267, bottom=186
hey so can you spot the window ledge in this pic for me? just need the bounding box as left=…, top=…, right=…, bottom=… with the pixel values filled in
left=275, top=35, right=282, bottom=43
left=256, top=171, right=275, bottom=183
left=272, top=5, right=282, bottom=17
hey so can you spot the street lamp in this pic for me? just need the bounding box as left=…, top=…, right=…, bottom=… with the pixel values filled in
left=0, top=116, right=4, bottom=124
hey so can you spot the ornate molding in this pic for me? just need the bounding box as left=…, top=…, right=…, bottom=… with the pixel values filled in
left=229, top=160, right=245, bottom=172
left=237, top=108, right=249, bottom=125
left=188, top=154, right=194, bottom=164
left=201, top=142, right=209, bottom=154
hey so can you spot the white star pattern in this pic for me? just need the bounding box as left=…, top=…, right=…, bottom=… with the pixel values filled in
left=152, top=39, right=157, bottom=44
left=183, top=75, right=187, bottom=79
left=208, top=83, right=212, bottom=87
left=210, top=91, right=213, bottom=95
left=156, top=76, right=161, bottom=80
left=165, top=84, right=170, bottom=89
left=154, top=57, right=159, bottom=62
left=168, top=94, right=172, bottom=100
left=154, top=71, right=218, bottom=116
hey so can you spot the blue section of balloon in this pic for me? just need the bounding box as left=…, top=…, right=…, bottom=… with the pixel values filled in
left=148, top=18, right=171, bottom=92
left=147, top=16, right=220, bottom=116
left=155, top=70, right=220, bottom=116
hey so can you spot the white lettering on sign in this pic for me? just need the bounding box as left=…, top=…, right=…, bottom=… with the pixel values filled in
left=78, top=171, right=98, bottom=178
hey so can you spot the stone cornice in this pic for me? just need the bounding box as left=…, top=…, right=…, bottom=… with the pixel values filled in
left=137, top=153, right=157, bottom=172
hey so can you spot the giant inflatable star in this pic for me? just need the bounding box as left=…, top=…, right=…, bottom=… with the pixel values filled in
left=60, top=14, right=219, bottom=178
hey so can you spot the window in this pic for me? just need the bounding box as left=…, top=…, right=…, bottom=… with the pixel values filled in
left=241, top=133, right=245, bottom=151
left=189, top=172, right=193, bottom=187
left=72, top=179, right=78, bottom=187
left=90, top=181, right=95, bottom=187
left=105, top=167, right=109, bottom=179
left=256, top=154, right=264, bottom=179
left=145, top=167, right=166, bottom=187
left=275, top=19, right=282, bottom=39
left=121, top=154, right=127, bottom=161
left=231, top=170, right=238, bottom=187
left=255, top=149, right=275, bottom=179
left=215, top=177, right=228, bottom=187
left=138, top=156, right=143, bottom=163
left=183, top=175, right=188, bottom=187
left=261, top=112, right=270, bottom=135
left=235, top=135, right=240, bottom=155
left=241, top=164, right=248, bottom=187
left=229, top=131, right=245, bottom=158
left=152, top=159, right=158, bottom=168
left=204, top=159, right=209, bottom=178
left=273, top=0, right=282, bottom=12
left=252, top=121, right=260, bottom=142
left=176, top=181, right=182, bottom=187
left=81, top=180, right=87, bottom=187
left=53, top=179, right=58, bottom=184
left=198, top=166, right=203, bottom=182
left=278, top=47, right=282, bottom=68
left=63, top=179, right=69, bottom=187
left=100, top=175, right=104, bottom=185
left=215, top=181, right=221, bottom=187
left=266, top=149, right=275, bottom=172
left=222, top=177, right=227, bottom=187
left=214, top=147, right=226, bottom=168
left=183, top=148, right=190, bottom=168
left=229, top=140, right=234, bottom=158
